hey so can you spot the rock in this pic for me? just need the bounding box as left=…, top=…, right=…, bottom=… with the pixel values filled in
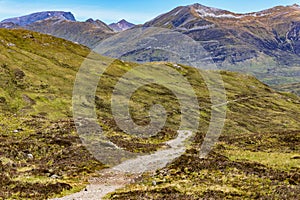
left=291, top=155, right=300, bottom=159
left=0, top=97, right=6, bottom=103
left=27, top=154, right=33, bottom=159
left=50, top=174, right=60, bottom=179
left=14, top=68, right=25, bottom=80
left=7, top=42, right=15, bottom=47
left=23, top=34, right=34, bottom=39
left=152, top=181, right=157, bottom=186
left=22, top=94, right=36, bottom=105
left=173, top=64, right=182, bottom=69
left=13, top=128, right=23, bottom=133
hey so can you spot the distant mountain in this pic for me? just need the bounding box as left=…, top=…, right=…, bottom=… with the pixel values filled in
left=109, top=19, right=135, bottom=32
left=25, top=17, right=115, bottom=48
left=85, top=18, right=113, bottom=30
left=1, top=6, right=299, bottom=93
left=0, top=22, right=18, bottom=28
left=140, top=3, right=300, bottom=87
left=144, top=3, right=300, bottom=65
left=275, top=82, right=300, bottom=96
left=0, top=12, right=115, bottom=48
left=1, top=11, right=76, bottom=26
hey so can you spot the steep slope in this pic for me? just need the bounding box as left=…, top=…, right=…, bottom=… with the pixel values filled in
left=143, top=4, right=300, bottom=88
left=109, top=19, right=135, bottom=32
left=0, top=28, right=299, bottom=199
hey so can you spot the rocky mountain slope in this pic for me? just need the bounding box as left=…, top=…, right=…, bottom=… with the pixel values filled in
left=142, top=3, right=300, bottom=89
left=25, top=17, right=115, bottom=48
left=0, top=28, right=299, bottom=199
left=144, top=3, right=300, bottom=65
left=109, top=19, right=135, bottom=32
left=0, top=11, right=115, bottom=48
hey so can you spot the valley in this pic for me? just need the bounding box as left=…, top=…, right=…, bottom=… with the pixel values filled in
left=0, top=28, right=299, bottom=199
left=0, top=2, right=299, bottom=199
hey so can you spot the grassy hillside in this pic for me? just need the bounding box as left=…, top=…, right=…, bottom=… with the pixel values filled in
left=0, top=29, right=105, bottom=199
left=107, top=75, right=300, bottom=199
left=0, top=28, right=90, bottom=118
left=0, top=28, right=299, bottom=199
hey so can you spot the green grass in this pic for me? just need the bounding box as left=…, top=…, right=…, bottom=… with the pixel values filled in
left=222, top=55, right=300, bottom=92
left=224, top=148, right=300, bottom=171
left=108, top=152, right=299, bottom=199
left=0, top=28, right=299, bottom=199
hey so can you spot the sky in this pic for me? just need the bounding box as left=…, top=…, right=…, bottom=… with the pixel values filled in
left=0, top=0, right=299, bottom=24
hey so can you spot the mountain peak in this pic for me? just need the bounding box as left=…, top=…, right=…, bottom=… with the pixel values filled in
left=84, top=18, right=113, bottom=31
left=191, top=3, right=222, bottom=11
left=109, top=19, right=135, bottom=32
left=290, top=3, right=300, bottom=9
left=119, top=19, right=128, bottom=23
left=85, top=18, right=95, bottom=23
left=1, top=11, right=76, bottom=26
left=189, top=3, right=240, bottom=19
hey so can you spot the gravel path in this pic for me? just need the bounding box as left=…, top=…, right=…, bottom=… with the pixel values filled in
left=51, top=96, right=261, bottom=200
left=51, top=130, right=192, bottom=200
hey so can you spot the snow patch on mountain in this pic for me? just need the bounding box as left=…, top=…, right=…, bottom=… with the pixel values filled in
left=173, top=8, right=184, bottom=16
left=196, top=9, right=241, bottom=19
left=196, top=8, right=273, bottom=19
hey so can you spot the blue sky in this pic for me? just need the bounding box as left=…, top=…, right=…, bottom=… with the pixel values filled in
left=0, top=0, right=299, bottom=24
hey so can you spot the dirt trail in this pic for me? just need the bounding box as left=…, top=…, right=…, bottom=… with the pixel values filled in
left=51, top=130, right=192, bottom=200
left=51, top=95, right=265, bottom=200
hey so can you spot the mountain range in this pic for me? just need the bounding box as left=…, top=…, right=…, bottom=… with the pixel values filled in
left=0, top=4, right=299, bottom=94
left=145, top=3, right=300, bottom=65
left=0, top=11, right=135, bottom=48
left=142, top=4, right=300, bottom=88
